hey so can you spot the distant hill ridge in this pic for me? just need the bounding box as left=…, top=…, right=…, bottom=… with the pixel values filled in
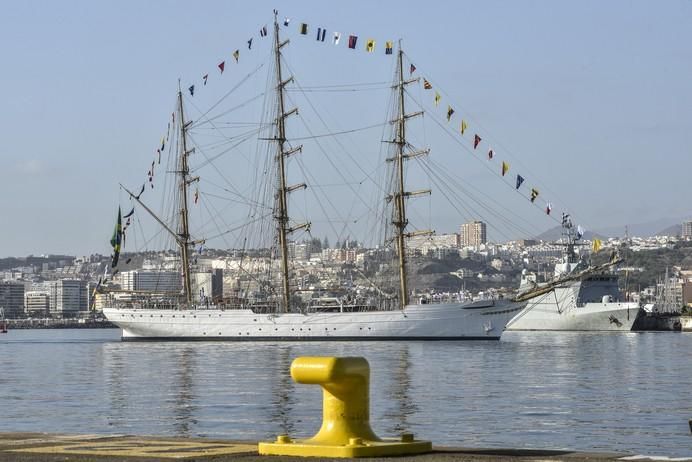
left=535, top=216, right=690, bottom=241
left=535, top=227, right=606, bottom=242
left=654, top=224, right=682, bottom=237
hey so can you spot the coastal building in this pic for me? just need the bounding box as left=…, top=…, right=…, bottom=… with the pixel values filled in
left=321, top=248, right=359, bottom=263
left=409, top=233, right=460, bottom=251
left=460, top=221, right=487, bottom=248
left=428, top=247, right=458, bottom=260
left=682, top=221, right=692, bottom=238
left=25, top=291, right=50, bottom=316
left=120, top=270, right=181, bottom=292
left=50, top=279, right=88, bottom=316
left=0, top=281, right=25, bottom=318
left=191, top=269, right=223, bottom=303
left=288, top=242, right=311, bottom=261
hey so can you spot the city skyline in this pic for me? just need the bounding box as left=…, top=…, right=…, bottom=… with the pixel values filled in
left=1, top=0, right=691, bottom=257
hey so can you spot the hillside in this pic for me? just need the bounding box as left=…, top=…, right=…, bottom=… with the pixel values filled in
left=654, top=224, right=681, bottom=237
left=535, top=226, right=606, bottom=242
left=593, top=240, right=692, bottom=290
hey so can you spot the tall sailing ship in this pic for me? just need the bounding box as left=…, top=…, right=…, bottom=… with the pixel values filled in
left=507, top=219, right=639, bottom=332
left=101, top=13, right=526, bottom=340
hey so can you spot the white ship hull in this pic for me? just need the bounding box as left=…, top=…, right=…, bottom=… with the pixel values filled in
left=507, top=287, right=638, bottom=332
left=103, top=300, right=525, bottom=341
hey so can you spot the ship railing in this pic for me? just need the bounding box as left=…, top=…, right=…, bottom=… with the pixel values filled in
left=306, top=303, right=380, bottom=313
left=305, top=296, right=398, bottom=313
left=110, top=300, right=182, bottom=310
left=416, top=293, right=489, bottom=304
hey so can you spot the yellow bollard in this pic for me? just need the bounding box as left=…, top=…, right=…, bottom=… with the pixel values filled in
left=258, top=356, right=432, bottom=458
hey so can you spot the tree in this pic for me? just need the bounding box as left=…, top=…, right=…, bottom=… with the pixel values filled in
left=309, top=237, right=322, bottom=253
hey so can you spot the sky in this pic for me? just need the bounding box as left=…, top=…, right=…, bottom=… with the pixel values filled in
left=0, top=0, right=691, bottom=257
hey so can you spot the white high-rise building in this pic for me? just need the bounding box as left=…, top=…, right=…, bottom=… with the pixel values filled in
left=48, top=279, right=88, bottom=316
left=459, top=221, right=487, bottom=248
left=682, top=221, right=692, bottom=238
left=191, top=270, right=223, bottom=303
left=120, top=270, right=181, bottom=292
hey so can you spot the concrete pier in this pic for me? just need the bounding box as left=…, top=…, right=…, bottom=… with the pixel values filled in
left=0, top=433, right=661, bottom=461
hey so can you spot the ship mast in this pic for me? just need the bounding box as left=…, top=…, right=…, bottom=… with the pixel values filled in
left=272, top=11, right=308, bottom=313
left=390, top=45, right=431, bottom=308
left=177, top=86, right=194, bottom=305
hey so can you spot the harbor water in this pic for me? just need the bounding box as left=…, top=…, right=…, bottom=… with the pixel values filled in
left=1, top=329, right=690, bottom=458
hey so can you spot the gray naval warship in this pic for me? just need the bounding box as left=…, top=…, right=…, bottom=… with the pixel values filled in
left=507, top=217, right=639, bottom=332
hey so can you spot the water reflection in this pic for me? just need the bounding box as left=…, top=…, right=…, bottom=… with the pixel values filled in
left=268, top=346, right=296, bottom=436
left=382, top=344, right=417, bottom=435
left=171, top=348, right=198, bottom=435
left=104, top=343, right=128, bottom=429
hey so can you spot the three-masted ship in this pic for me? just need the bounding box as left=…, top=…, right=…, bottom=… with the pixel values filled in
left=102, top=14, right=526, bottom=340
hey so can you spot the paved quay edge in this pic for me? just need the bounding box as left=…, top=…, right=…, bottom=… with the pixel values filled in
left=0, top=433, right=676, bottom=462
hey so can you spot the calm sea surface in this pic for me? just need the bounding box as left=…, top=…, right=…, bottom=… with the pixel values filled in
left=1, top=329, right=690, bottom=457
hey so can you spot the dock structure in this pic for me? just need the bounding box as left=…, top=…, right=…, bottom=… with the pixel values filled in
left=0, top=433, right=634, bottom=461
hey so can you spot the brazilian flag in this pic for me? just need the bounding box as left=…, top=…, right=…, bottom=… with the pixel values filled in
left=110, top=207, right=122, bottom=268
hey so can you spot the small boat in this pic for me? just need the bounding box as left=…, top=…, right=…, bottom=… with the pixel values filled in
left=0, top=307, right=7, bottom=333
left=632, top=268, right=683, bottom=332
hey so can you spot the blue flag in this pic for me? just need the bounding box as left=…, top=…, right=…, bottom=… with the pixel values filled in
left=515, top=175, right=524, bottom=189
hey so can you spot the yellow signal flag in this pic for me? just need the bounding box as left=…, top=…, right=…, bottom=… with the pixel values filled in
left=366, top=39, right=376, bottom=52
left=592, top=238, right=602, bottom=253
left=530, top=188, right=539, bottom=203
left=460, top=119, right=468, bottom=135
left=434, top=91, right=441, bottom=106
